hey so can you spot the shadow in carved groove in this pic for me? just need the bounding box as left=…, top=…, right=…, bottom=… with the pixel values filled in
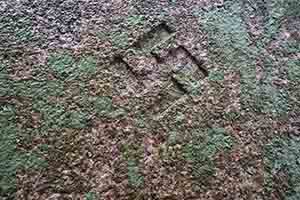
left=112, top=55, right=139, bottom=77
left=110, top=22, right=210, bottom=117
left=172, top=46, right=208, bottom=77
left=133, top=22, right=175, bottom=50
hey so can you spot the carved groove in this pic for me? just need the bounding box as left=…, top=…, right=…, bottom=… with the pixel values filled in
left=171, top=76, right=188, bottom=94
left=134, top=22, right=174, bottom=50
left=110, top=22, right=210, bottom=117
left=175, top=46, right=208, bottom=77
left=113, top=55, right=138, bottom=77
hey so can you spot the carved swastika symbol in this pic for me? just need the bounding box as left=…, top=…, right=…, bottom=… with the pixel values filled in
left=113, top=22, right=209, bottom=117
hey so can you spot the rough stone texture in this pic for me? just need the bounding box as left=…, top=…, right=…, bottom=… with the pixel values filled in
left=1, top=0, right=299, bottom=199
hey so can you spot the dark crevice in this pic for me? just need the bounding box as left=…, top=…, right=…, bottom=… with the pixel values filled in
left=170, top=76, right=188, bottom=94
left=156, top=22, right=175, bottom=34
left=133, top=22, right=174, bottom=50
left=151, top=52, right=164, bottom=63
left=176, top=46, right=208, bottom=77
left=112, top=55, right=136, bottom=76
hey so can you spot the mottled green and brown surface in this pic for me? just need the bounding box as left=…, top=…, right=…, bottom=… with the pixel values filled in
left=0, top=0, right=300, bottom=199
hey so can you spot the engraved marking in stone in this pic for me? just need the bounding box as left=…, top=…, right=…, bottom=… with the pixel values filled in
left=111, top=23, right=210, bottom=118
left=134, top=23, right=174, bottom=51
left=112, top=55, right=145, bottom=96
left=168, top=46, right=208, bottom=77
